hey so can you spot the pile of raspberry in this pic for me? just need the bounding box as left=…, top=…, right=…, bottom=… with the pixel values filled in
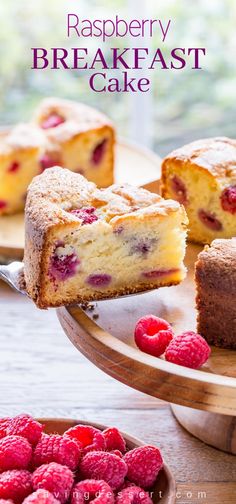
left=0, top=414, right=164, bottom=504
left=134, top=315, right=211, bottom=369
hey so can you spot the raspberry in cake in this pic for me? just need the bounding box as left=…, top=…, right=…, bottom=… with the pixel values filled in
left=0, top=124, right=46, bottom=216
left=24, top=166, right=188, bottom=308
left=161, top=137, right=236, bottom=244
left=33, top=97, right=115, bottom=188
left=195, top=238, right=236, bottom=349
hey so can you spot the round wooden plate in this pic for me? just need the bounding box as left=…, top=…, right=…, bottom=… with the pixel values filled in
left=57, top=241, right=236, bottom=417
left=38, top=418, right=175, bottom=504
left=0, top=140, right=161, bottom=262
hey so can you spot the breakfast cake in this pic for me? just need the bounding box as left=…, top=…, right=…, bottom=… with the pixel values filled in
left=33, top=97, right=115, bottom=187
left=24, top=167, right=188, bottom=308
left=161, top=137, right=236, bottom=244
left=195, top=238, right=236, bottom=349
left=0, top=124, right=46, bottom=215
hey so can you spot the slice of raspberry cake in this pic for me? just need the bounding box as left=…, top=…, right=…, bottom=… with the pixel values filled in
left=24, top=167, right=188, bottom=308
left=161, top=137, right=236, bottom=244
left=0, top=124, right=47, bottom=215
left=33, top=97, right=115, bottom=188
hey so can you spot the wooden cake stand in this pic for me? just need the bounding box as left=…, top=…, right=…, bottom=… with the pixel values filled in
left=40, top=418, right=175, bottom=503
left=57, top=240, right=236, bottom=456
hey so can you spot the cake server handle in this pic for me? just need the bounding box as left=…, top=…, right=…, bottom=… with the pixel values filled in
left=0, top=261, right=26, bottom=295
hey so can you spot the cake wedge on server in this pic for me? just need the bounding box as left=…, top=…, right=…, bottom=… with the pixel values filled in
left=161, top=137, right=236, bottom=244
left=24, top=167, right=188, bottom=308
left=33, top=97, right=115, bottom=188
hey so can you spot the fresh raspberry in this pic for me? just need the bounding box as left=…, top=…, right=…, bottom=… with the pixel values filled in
left=123, top=446, right=163, bottom=489
left=165, top=331, right=211, bottom=369
left=32, top=463, right=74, bottom=504
left=103, top=428, right=126, bottom=454
left=134, top=315, right=174, bottom=358
left=92, top=140, right=107, bottom=165
left=0, top=436, right=32, bottom=471
left=198, top=209, right=222, bottom=231
left=221, top=186, right=236, bottom=214
left=70, top=207, right=98, bottom=225
left=41, top=114, right=65, bottom=130
left=64, top=425, right=105, bottom=454
left=6, top=415, right=43, bottom=446
left=80, top=452, right=127, bottom=491
left=71, top=480, right=114, bottom=504
left=0, top=420, right=11, bottom=440
left=116, top=486, right=153, bottom=503
left=33, top=434, right=81, bottom=470
left=0, top=470, right=32, bottom=503
left=23, top=490, right=60, bottom=504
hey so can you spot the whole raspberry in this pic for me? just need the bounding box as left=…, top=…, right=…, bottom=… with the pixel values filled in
left=103, top=428, right=126, bottom=454
left=33, top=434, right=81, bottom=470
left=80, top=452, right=127, bottom=491
left=134, top=315, right=174, bottom=357
left=116, top=486, right=153, bottom=503
left=0, top=420, right=11, bottom=440
left=0, top=470, right=32, bottom=503
left=6, top=415, right=43, bottom=446
left=123, top=446, right=163, bottom=489
left=70, top=207, right=98, bottom=225
left=32, top=463, right=74, bottom=504
left=0, top=436, right=32, bottom=471
left=165, top=331, right=211, bottom=369
left=221, top=185, right=236, bottom=214
left=23, top=490, right=60, bottom=504
left=64, top=425, right=105, bottom=454
left=71, top=480, right=114, bottom=504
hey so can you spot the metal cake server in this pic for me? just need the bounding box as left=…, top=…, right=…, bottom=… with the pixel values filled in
left=0, top=261, right=26, bottom=295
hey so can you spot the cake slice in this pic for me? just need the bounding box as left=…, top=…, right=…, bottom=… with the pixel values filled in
left=33, top=97, right=115, bottom=188
left=161, top=137, right=236, bottom=244
left=195, top=238, right=236, bottom=349
left=24, top=167, right=188, bottom=308
left=0, top=124, right=47, bottom=215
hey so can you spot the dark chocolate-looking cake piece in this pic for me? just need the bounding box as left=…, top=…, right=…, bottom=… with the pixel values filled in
left=195, top=238, right=236, bottom=349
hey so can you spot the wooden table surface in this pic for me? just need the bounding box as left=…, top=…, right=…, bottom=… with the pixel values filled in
left=1, top=280, right=236, bottom=503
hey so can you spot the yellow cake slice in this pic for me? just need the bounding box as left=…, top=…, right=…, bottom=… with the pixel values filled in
left=33, top=97, right=115, bottom=188
left=0, top=124, right=47, bottom=215
left=161, top=137, right=236, bottom=244
left=24, top=167, right=188, bottom=308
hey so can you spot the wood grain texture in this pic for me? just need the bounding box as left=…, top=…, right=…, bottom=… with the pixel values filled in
left=0, top=281, right=236, bottom=503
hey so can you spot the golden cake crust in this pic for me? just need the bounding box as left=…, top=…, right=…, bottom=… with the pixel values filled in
left=24, top=167, right=187, bottom=307
left=162, top=137, right=236, bottom=182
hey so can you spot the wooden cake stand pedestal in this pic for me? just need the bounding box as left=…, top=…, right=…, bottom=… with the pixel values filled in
left=57, top=242, right=236, bottom=456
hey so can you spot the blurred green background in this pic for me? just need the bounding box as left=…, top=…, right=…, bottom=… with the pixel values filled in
left=0, top=0, right=236, bottom=156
